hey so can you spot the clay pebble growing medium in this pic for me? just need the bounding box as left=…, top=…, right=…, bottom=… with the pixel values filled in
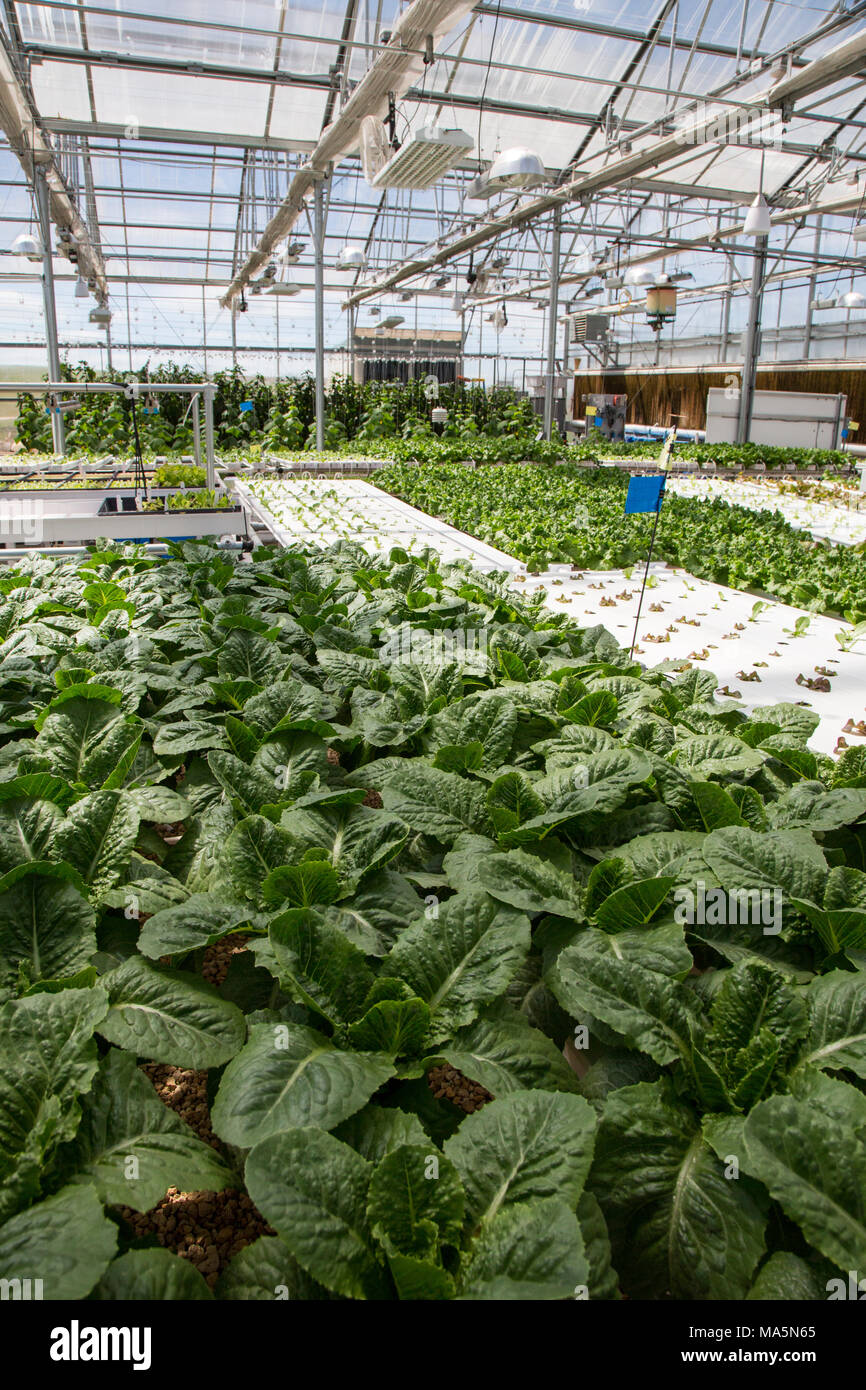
left=201, top=933, right=252, bottom=988
left=427, top=1063, right=494, bottom=1114
left=117, top=1063, right=274, bottom=1288
left=140, top=1063, right=220, bottom=1150
left=118, top=1187, right=275, bottom=1290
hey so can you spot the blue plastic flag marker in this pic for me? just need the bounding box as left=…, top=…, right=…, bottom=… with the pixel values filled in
left=239, top=400, right=254, bottom=413
left=625, top=473, right=666, bottom=514
left=626, top=472, right=667, bottom=660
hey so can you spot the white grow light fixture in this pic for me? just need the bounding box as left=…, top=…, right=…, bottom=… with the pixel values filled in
left=811, top=292, right=866, bottom=310
left=89, top=305, right=112, bottom=326
left=371, top=125, right=474, bottom=190
left=75, top=275, right=88, bottom=299
left=624, top=266, right=656, bottom=287
left=743, top=193, right=772, bottom=237
left=12, top=232, right=43, bottom=262
left=336, top=244, right=367, bottom=272
left=468, top=147, right=545, bottom=200
left=376, top=315, right=405, bottom=331
left=853, top=224, right=866, bottom=244
left=268, top=279, right=300, bottom=296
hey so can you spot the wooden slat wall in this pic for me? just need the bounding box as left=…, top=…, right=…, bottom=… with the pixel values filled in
left=572, top=368, right=865, bottom=431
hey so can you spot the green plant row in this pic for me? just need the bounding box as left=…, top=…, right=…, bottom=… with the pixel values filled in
left=15, top=365, right=537, bottom=455
left=0, top=537, right=865, bottom=1302
left=375, top=462, right=866, bottom=621
left=140, top=490, right=236, bottom=513
left=575, top=438, right=854, bottom=471
left=15, top=364, right=854, bottom=473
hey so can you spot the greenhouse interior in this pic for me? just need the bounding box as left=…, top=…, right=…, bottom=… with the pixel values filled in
left=2, top=0, right=866, bottom=1327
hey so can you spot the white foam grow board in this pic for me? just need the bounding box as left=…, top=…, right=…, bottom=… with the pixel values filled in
left=232, top=477, right=517, bottom=571
left=525, top=560, right=862, bottom=758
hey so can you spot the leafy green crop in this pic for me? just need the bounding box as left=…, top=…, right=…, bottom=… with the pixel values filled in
left=376, top=462, right=866, bottom=620
left=16, top=365, right=850, bottom=475
left=0, top=536, right=864, bottom=1301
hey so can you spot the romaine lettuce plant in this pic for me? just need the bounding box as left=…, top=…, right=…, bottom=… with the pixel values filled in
left=0, top=537, right=864, bottom=1300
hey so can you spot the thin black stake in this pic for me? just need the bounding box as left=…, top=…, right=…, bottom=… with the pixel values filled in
left=629, top=491, right=663, bottom=661
left=129, top=394, right=148, bottom=500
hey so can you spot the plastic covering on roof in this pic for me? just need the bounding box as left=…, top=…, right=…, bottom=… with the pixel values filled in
left=0, top=0, right=861, bottom=370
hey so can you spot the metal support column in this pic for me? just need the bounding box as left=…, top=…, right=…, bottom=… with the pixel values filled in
left=202, top=285, right=208, bottom=377
left=313, top=175, right=327, bottom=450
left=105, top=320, right=113, bottom=372
left=543, top=206, right=562, bottom=440
left=125, top=281, right=133, bottom=371
left=803, top=215, right=823, bottom=359
left=192, top=392, right=202, bottom=471
left=203, top=385, right=216, bottom=489
left=34, top=169, right=65, bottom=455
left=736, top=241, right=767, bottom=445
left=561, top=311, right=571, bottom=425
left=720, top=248, right=734, bottom=363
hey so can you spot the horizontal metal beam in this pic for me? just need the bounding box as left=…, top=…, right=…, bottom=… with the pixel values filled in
left=42, top=117, right=316, bottom=153
left=26, top=43, right=336, bottom=92
left=30, top=43, right=807, bottom=130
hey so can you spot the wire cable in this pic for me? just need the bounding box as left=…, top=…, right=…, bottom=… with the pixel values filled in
left=476, top=0, right=503, bottom=161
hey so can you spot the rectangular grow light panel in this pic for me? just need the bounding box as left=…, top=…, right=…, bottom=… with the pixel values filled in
left=371, top=126, right=474, bottom=190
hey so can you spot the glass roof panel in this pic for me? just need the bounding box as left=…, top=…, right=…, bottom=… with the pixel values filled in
left=433, top=17, right=634, bottom=122
left=661, top=142, right=807, bottom=195
left=613, top=48, right=735, bottom=126
left=14, top=3, right=80, bottom=47
left=90, top=68, right=271, bottom=137
left=16, top=0, right=352, bottom=64
left=268, top=85, right=331, bottom=142
left=79, top=16, right=275, bottom=70
left=29, top=61, right=92, bottom=120
left=1, top=0, right=863, bottom=373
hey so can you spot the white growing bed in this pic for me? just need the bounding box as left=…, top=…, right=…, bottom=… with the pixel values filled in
left=233, top=477, right=514, bottom=571
left=666, top=475, right=866, bottom=547
left=525, top=560, right=863, bottom=758
left=234, top=477, right=864, bottom=759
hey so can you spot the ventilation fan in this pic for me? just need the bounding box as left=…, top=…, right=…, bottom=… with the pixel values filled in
left=360, top=115, right=393, bottom=185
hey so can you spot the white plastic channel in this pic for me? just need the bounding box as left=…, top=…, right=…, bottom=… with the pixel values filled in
left=231, top=477, right=518, bottom=572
